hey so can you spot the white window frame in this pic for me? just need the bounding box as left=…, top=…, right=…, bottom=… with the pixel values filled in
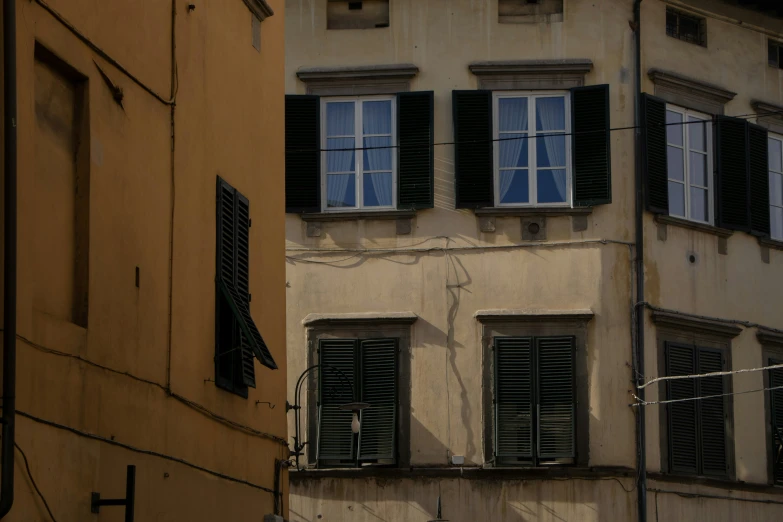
left=770, top=133, right=783, bottom=240
left=492, top=91, right=572, bottom=208
left=665, top=105, right=714, bottom=225
left=320, top=95, right=397, bottom=212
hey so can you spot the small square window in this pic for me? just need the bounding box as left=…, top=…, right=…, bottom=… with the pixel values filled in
left=665, top=8, right=707, bottom=47
left=769, top=40, right=783, bottom=70
left=327, top=0, right=389, bottom=30
left=498, top=0, right=564, bottom=24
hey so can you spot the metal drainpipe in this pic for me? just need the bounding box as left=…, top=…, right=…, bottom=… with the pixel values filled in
left=633, top=1, right=647, bottom=522
left=0, top=0, right=18, bottom=517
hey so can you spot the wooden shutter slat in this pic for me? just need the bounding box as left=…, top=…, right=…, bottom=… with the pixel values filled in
left=494, top=337, right=534, bottom=459
left=571, top=85, right=612, bottom=206
left=398, top=91, right=434, bottom=209
left=769, top=359, right=783, bottom=485
left=453, top=90, right=493, bottom=208
left=749, top=124, right=771, bottom=236
left=235, top=192, right=256, bottom=387
left=641, top=94, right=669, bottom=214
left=318, top=339, right=358, bottom=463
left=716, top=116, right=751, bottom=231
left=537, top=336, right=575, bottom=459
left=666, top=343, right=698, bottom=474
left=285, top=95, right=321, bottom=213
left=698, top=348, right=727, bottom=476
left=358, top=339, right=398, bottom=461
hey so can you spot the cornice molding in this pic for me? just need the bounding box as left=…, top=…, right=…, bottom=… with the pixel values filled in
left=651, top=310, right=742, bottom=338
left=242, top=0, right=274, bottom=20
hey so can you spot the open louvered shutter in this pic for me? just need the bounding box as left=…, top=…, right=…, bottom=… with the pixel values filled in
left=235, top=193, right=257, bottom=386
left=537, top=337, right=575, bottom=459
left=716, top=116, right=751, bottom=231
left=358, top=339, right=398, bottom=461
left=398, top=92, right=434, bottom=209
left=285, top=95, right=321, bottom=213
left=666, top=343, right=698, bottom=474
left=641, top=94, right=668, bottom=214
left=453, top=90, right=493, bottom=208
left=317, top=339, right=358, bottom=463
left=749, top=124, right=771, bottom=236
left=571, top=85, right=611, bottom=206
left=698, top=348, right=727, bottom=476
left=769, top=359, right=783, bottom=485
left=494, top=337, right=533, bottom=459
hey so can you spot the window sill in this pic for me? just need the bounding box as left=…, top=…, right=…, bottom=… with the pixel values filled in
left=300, top=210, right=416, bottom=222
left=759, top=237, right=783, bottom=251
left=474, top=207, right=591, bottom=218
left=654, top=214, right=733, bottom=239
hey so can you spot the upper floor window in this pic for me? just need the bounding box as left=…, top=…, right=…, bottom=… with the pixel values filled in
left=493, top=93, right=571, bottom=207
left=666, top=105, right=712, bottom=224
left=322, top=97, right=396, bottom=211
left=327, top=0, right=390, bottom=30
left=769, top=135, right=783, bottom=240
left=769, top=40, right=783, bottom=69
left=498, top=0, right=564, bottom=24
left=767, top=356, right=783, bottom=485
left=666, top=7, right=707, bottom=47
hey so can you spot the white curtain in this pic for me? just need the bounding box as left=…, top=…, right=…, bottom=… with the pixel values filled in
left=498, top=98, right=528, bottom=203
left=362, top=101, right=393, bottom=206
left=536, top=97, right=567, bottom=201
left=326, top=102, right=355, bottom=207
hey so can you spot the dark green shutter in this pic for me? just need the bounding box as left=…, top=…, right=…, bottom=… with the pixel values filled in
left=698, top=348, right=727, bottom=476
left=716, top=116, right=750, bottom=231
left=235, top=192, right=257, bottom=387
left=453, top=90, right=493, bottom=208
left=357, top=339, right=398, bottom=461
left=769, top=359, right=783, bottom=486
left=398, top=91, right=434, bottom=209
left=666, top=343, right=698, bottom=474
left=571, top=85, right=612, bottom=206
left=494, top=337, right=533, bottom=459
left=285, top=95, right=321, bottom=213
left=749, top=124, right=771, bottom=236
left=641, top=94, right=669, bottom=214
left=317, top=339, right=358, bottom=463
left=537, top=336, right=575, bottom=459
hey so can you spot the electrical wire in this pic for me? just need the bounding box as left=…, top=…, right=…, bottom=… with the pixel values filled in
left=638, top=362, right=783, bottom=390
left=631, top=384, right=783, bottom=407
left=14, top=442, right=58, bottom=522
left=648, top=487, right=783, bottom=506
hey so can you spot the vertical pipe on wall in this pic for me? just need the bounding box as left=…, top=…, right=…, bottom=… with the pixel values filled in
left=0, top=0, right=18, bottom=517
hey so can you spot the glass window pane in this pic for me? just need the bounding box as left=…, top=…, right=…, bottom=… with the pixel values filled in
left=326, top=174, right=356, bottom=208
left=326, top=102, right=355, bottom=137
left=771, top=172, right=783, bottom=206
left=498, top=98, right=529, bottom=132
left=536, top=135, right=566, bottom=168
left=688, top=117, right=706, bottom=152
left=667, top=146, right=684, bottom=181
left=363, top=136, right=392, bottom=171
left=326, top=138, right=355, bottom=173
left=772, top=207, right=783, bottom=240
left=769, top=139, right=782, bottom=172
left=666, top=111, right=683, bottom=146
left=535, top=97, right=566, bottom=131
left=537, top=169, right=568, bottom=204
left=668, top=181, right=685, bottom=217
left=770, top=42, right=779, bottom=68
left=690, top=187, right=708, bottom=222
left=690, top=151, right=707, bottom=187
left=499, top=134, right=529, bottom=168
left=363, top=172, right=393, bottom=207
left=498, top=170, right=529, bottom=204
left=362, top=100, right=392, bottom=135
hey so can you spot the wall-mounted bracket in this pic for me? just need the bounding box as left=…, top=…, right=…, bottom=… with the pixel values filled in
left=91, top=465, right=135, bottom=522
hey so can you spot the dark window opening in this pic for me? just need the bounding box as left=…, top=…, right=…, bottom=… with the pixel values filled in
left=666, top=8, right=707, bottom=47
left=327, top=0, right=389, bottom=30
left=499, top=0, right=563, bottom=24
left=769, top=40, right=783, bottom=69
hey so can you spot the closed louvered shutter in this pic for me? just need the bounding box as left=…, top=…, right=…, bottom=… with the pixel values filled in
left=358, top=339, right=398, bottom=461
left=641, top=94, right=669, bottom=214
left=770, top=359, right=783, bottom=486
left=666, top=343, right=698, bottom=474
left=749, top=124, right=771, bottom=236
left=453, top=90, right=493, bottom=208
left=537, top=336, right=575, bottom=459
left=571, top=85, right=612, bottom=206
left=698, top=348, right=727, bottom=476
left=397, top=92, right=434, bottom=209
left=716, top=116, right=751, bottom=231
left=494, top=337, right=534, bottom=459
left=317, top=339, right=358, bottom=463
left=285, top=95, right=321, bottom=213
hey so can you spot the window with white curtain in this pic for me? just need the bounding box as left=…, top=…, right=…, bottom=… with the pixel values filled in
left=322, top=96, right=396, bottom=211
left=665, top=105, right=712, bottom=224
left=493, top=92, right=571, bottom=207
left=770, top=134, right=783, bottom=240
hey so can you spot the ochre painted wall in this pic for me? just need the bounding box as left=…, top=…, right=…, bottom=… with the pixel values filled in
left=1, top=0, right=288, bottom=520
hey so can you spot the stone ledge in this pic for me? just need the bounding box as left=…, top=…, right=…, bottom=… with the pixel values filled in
left=242, top=0, right=274, bottom=20
left=300, top=210, right=416, bottom=222
left=649, top=472, right=783, bottom=497
left=651, top=309, right=743, bottom=338
left=297, top=63, right=419, bottom=83
left=474, top=207, right=592, bottom=217
left=469, top=59, right=592, bottom=90
left=475, top=309, right=594, bottom=324
left=648, top=68, right=736, bottom=115
left=758, top=236, right=783, bottom=252
left=303, top=312, right=419, bottom=327
left=757, top=328, right=783, bottom=347
left=655, top=215, right=733, bottom=239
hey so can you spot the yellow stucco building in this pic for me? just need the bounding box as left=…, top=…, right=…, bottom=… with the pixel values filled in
left=1, top=0, right=288, bottom=520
